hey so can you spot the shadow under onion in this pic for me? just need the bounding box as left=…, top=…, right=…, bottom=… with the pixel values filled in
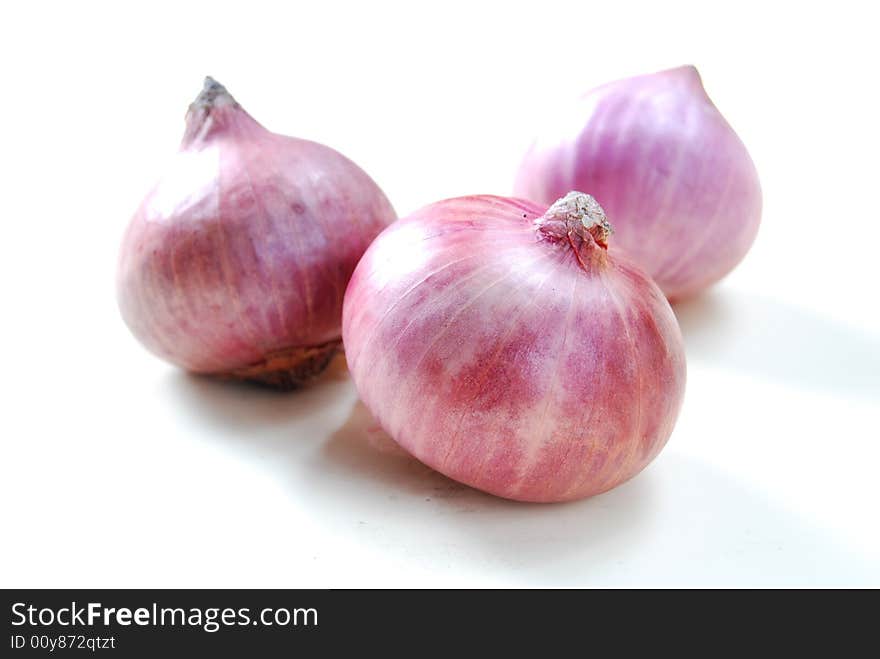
left=673, top=289, right=880, bottom=399
left=298, top=400, right=658, bottom=573
left=164, top=361, right=876, bottom=585
left=167, top=353, right=351, bottom=431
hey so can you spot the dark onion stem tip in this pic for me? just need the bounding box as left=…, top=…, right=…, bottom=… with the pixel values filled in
left=190, top=76, right=238, bottom=111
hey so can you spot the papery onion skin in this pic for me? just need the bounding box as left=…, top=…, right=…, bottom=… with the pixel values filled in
left=514, top=66, right=762, bottom=300
left=117, top=78, right=395, bottom=388
left=342, top=192, right=686, bottom=502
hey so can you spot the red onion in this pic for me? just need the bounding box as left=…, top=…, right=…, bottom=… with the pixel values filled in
left=342, top=192, right=686, bottom=502
left=117, top=78, right=395, bottom=388
left=514, top=66, right=761, bottom=300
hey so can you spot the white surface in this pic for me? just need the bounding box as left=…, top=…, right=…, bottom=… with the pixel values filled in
left=1, top=0, right=878, bottom=587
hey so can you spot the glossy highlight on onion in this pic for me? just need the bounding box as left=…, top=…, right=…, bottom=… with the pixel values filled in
left=343, top=192, right=686, bottom=502
left=117, top=78, right=396, bottom=388
left=515, top=66, right=762, bottom=300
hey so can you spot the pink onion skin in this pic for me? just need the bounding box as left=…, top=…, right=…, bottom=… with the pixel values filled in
left=117, top=78, right=395, bottom=387
left=514, top=66, right=762, bottom=301
left=342, top=193, right=686, bottom=502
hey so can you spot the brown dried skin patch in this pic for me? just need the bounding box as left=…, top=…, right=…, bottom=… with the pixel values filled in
left=218, top=340, right=342, bottom=390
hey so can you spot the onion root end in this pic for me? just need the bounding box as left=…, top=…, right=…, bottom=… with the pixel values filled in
left=219, top=340, right=341, bottom=390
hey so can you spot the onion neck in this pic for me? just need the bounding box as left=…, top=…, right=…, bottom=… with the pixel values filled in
left=535, top=192, right=612, bottom=268
left=665, top=65, right=704, bottom=91
left=181, top=77, right=263, bottom=148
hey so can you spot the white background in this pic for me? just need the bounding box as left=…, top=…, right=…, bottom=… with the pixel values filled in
left=1, top=0, right=878, bottom=587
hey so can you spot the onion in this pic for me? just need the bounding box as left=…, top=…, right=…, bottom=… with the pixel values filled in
left=342, top=192, right=686, bottom=502
left=117, top=78, right=396, bottom=388
left=514, top=66, right=761, bottom=300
